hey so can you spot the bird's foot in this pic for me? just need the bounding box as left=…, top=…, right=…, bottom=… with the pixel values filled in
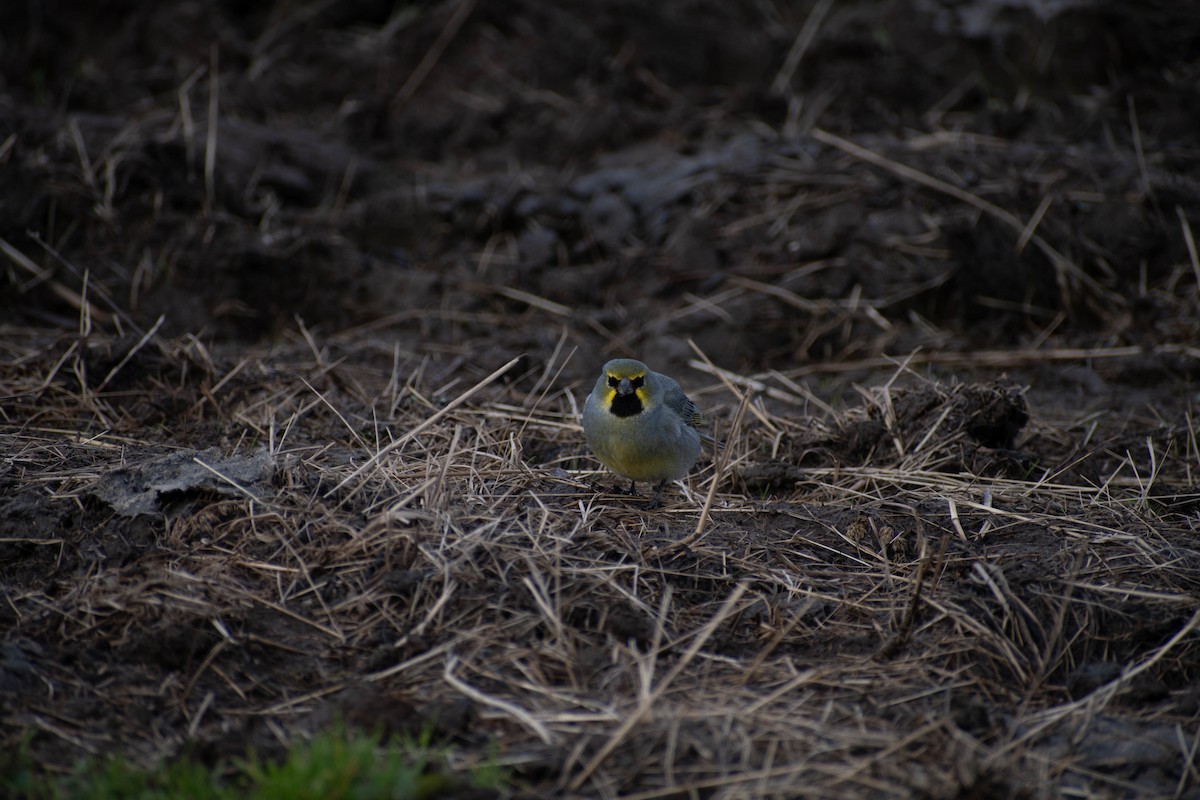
left=647, top=480, right=667, bottom=509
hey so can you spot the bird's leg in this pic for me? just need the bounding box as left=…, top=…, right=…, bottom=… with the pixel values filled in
left=647, top=479, right=667, bottom=509
left=627, top=479, right=638, bottom=496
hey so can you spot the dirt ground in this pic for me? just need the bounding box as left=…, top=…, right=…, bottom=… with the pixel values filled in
left=2, top=0, right=1200, bottom=797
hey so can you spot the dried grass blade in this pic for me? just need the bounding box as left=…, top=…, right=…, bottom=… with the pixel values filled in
left=327, top=355, right=522, bottom=496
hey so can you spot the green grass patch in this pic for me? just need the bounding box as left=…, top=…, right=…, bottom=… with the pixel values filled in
left=1, top=727, right=506, bottom=800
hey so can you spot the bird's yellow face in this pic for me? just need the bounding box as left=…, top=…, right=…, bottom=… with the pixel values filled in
left=601, top=363, right=651, bottom=418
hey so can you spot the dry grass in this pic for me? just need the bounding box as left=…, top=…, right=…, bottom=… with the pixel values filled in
left=3, top=330, right=1197, bottom=799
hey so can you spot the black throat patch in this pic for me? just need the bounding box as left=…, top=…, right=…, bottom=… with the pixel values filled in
left=610, top=392, right=643, bottom=418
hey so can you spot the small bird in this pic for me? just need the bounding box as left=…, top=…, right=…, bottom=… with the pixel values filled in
left=583, top=358, right=704, bottom=507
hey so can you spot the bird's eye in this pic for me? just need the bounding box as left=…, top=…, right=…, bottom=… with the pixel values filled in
left=631, top=375, right=645, bottom=388
left=607, top=376, right=619, bottom=388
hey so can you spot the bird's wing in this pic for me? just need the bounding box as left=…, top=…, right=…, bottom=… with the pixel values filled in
left=664, top=382, right=704, bottom=429
left=663, top=380, right=725, bottom=448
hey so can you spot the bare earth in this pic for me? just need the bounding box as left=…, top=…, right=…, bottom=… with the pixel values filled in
left=2, top=1, right=1199, bottom=797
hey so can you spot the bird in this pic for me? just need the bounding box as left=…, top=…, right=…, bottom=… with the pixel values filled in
left=582, top=358, right=704, bottom=508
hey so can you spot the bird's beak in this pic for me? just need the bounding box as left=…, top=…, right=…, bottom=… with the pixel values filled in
left=617, top=377, right=634, bottom=395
